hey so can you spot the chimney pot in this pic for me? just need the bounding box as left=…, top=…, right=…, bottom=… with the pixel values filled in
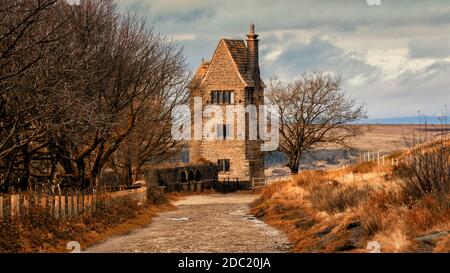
left=246, top=23, right=259, bottom=87
left=250, top=23, right=255, bottom=34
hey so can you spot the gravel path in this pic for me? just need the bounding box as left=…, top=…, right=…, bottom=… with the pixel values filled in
left=85, top=193, right=290, bottom=253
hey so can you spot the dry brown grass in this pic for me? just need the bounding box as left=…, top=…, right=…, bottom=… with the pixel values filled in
left=308, top=183, right=373, bottom=214
left=251, top=141, right=450, bottom=252
left=0, top=193, right=175, bottom=253
left=351, top=161, right=377, bottom=175
left=404, top=194, right=450, bottom=235
left=357, top=189, right=403, bottom=237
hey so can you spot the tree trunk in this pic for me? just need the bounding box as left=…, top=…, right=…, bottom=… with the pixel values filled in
left=76, top=157, right=85, bottom=189
left=124, top=158, right=132, bottom=186
left=290, top=164, right=299, bottom=174
left=19, top=144, right=31, bottom=191
left=133, top=165, right=140, bottom=183
left=288, top=151, right=301, bottom=174
left=1, top=150, right=18, bottom=190
left=89, top=142, right=105, bottom=189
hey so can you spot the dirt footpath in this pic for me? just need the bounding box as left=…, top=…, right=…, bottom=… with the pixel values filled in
left=85, top=193, right=290, bottom=253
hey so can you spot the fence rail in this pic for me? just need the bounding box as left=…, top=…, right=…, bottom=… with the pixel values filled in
left=251, top=178, right=267, bottom=189
left=266, top=175, right=292, bottom=184
left=0, top=187, right=147, bottom=221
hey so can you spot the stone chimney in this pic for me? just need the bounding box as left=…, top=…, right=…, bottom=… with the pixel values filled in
left=246, top=23, right=259, bottom=86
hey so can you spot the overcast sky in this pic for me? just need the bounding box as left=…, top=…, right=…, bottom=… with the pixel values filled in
left=117, top=0, right=450, bottom=119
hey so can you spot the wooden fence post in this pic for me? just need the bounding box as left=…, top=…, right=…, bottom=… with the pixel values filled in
left=83, top=194, right=89, bottom=216
left=73, top=193, right=78, bottom=217
left=67, top=195, right=73, bottom=218
left=48, top=195, right=54, bottom=216
left=32, top=191, right=37, bottom=207
left=61, top=195, right=66, bottom=219
left=41, top=194, right=47, bottom=210
left=23, top=193, right=29, bottom=214
left=11, top=194, right=19, bottom=218
left=90, top=194, right=94, bottom=215
left=377, top=152, right=380, bottom=168
left=0, top=195, right=3, bottom=220
left=54, top=195, right=60, bottom=219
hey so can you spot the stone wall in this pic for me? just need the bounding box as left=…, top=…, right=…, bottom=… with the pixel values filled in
left=143, top=163, right=218, bottom=187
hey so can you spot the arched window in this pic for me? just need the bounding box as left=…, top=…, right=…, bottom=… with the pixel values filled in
left=195, top=170, right=201, bottom=181
left=180, top=171, right=187, bottom=182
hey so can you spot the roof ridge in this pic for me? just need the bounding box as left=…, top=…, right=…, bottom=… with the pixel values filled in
left=221, top=38, right=245, bottom=41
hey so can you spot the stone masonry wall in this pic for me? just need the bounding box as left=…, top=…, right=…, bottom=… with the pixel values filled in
left=189, top=39, right=265, bottom=181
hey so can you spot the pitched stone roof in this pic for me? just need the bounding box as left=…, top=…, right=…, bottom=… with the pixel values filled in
left=189, top=38, right=265, bottom=88
left=189, top=60, right=210, bottom=89
left=222, top=39, right=252, bottom=85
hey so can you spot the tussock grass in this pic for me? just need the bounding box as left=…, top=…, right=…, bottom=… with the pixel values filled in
left=405, top=194, right=450, bottom=235
left=307, top=183, right=373, bottom=214
left=251, top=140, right=450, bottom=252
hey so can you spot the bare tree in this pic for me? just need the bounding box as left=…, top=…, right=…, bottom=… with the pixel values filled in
left=52, top=1, right=189, bottom=189
left=267, top=72, right=367, bottom=173
left=0, top=0, right=188, bottom=192
left=0, top=0, right=69, bottom=190
left=114, top=78, right=189, bottom=184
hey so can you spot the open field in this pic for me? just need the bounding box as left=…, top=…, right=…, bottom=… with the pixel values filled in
left=266, top=124, right=450, bottom=175
left=350, top=124, right=449, bottom=152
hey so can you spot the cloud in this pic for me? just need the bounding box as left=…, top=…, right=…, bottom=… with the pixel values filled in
left=259, top=35, right=382, bottom=92
left=116, top=0, right=450, bottom=118
left=171, top=33, right=196, bottom=41
left=119, top=0, right=450, bottom=33
left=349, top=60, right=450, bottom=118
left=408, top=38, right=450, bottom=59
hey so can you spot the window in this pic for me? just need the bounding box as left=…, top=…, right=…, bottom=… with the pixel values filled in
left=218, top=91, right=223, bottom=104
left=216, top=124, right=231, bottom=139
left=211, top=91, right=234, bottom=105
left=223, top=91, right=230, bottom=104
left=218, top=159, right=230, bottom=172
left=211, top=92, right=218, bottom=104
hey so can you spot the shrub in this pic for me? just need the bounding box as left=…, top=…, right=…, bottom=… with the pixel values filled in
left=259, top=181, right=288, bottom=202
left=405, top=194, right=450, bottom=234
left=0, top=195, right=145, bottom=252
left=147, top=186, right=168, bottom=204
left=394, top=139, right=450, bottom=201
left=0, top=220, right=21, bottom=252
left=90, top=196, right=140, bottom=226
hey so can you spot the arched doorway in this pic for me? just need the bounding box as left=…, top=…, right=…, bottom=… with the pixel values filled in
left=195, top=170, right=201, bottom=181
left=188, top=170, right=195, bottom=181
left=180, top=171, right=188, bottom=182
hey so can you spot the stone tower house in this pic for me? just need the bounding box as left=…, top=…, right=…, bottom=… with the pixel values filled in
left=188, top=24, right=265, bottom=182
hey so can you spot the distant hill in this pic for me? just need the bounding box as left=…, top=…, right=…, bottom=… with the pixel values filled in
left=362, top=116, right=448, bottom=125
